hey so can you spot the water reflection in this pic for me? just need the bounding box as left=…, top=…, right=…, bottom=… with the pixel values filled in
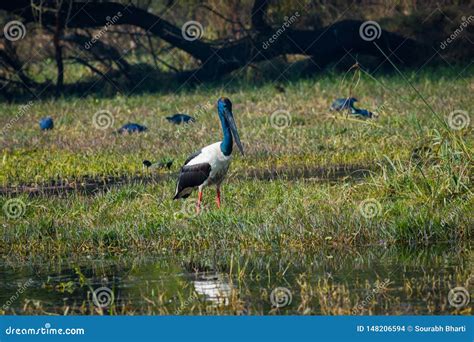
left=0, top=245, right=470, bottom=315
left=192, top=273, right=233, bottom=306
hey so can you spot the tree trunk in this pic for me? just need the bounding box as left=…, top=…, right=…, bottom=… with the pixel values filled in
left=53, top=9, right=64, bottom=97
left=0, top=0, right=427, bottom=84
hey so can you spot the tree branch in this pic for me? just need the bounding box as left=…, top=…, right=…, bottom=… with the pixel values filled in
left=1, top=0, right=427, bottom=85
left=251, top=0, right=271, bottom=32
left=1, top=0, right=214, bottom=61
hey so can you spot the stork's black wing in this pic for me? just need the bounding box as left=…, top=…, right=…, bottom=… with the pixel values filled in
left=173, top=163, right=211, bottom=199
left=173, top=149, right=211, bottom=199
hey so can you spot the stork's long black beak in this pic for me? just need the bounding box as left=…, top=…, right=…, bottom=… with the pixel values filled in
left=224, top=109, right=244, bottom=156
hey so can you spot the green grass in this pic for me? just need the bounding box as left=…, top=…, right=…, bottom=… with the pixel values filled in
left=0, top=66, right=472, bottom=260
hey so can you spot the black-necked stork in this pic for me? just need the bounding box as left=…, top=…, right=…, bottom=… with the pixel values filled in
left=173, top=97, right=244, bottom=213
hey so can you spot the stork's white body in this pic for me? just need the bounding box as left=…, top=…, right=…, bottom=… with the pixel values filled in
left=187, top=142, right=232, bottom=188
left=174, top=142, right=233, bottom=199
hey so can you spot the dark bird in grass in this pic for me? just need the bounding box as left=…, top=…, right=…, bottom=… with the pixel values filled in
left=39, top=117, right=54, bottom=130
left=275, top=85, right=286, bottom=93
left=411, top=146, right=433, bottom=165
left=143, top=158, right=173, bottom=170
left=330, top=97, right=357, bottom=111
left=331, top=97, right=374, bottom=118
left=173, top=97, right=244, bottom=213
left=117, top=123, right=147, bottom=134
left=349, top=107, right=373, bottom=118
left=166, top=114, right=195, bottom=124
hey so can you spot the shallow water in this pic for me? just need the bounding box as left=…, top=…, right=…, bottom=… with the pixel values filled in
left=0, top=245, right=471, bottom=315
left=0, top=164, right=370, bottom=196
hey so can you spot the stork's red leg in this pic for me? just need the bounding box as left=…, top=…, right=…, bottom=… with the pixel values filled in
left=216, top=187, right=221, bottom=209
left=196, top=190, right=203, bottom=214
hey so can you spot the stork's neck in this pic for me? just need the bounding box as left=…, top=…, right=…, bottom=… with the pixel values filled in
left=219, top=114, right=233, bottom=156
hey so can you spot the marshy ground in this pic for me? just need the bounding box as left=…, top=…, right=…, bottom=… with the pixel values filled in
left=0, top=67, right=472, bottom=315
